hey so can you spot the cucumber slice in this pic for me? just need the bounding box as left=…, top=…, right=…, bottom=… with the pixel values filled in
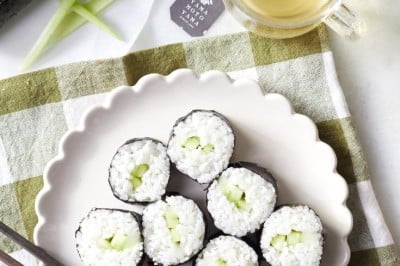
left=181, top=136, right=200, bottom=149
left=224, top=184, right=244, bottom=203
left=132, top=164, right=149, bottom=178
left=72, top=4, right=121, bottom=40
left=130, top=163, right=149, bottom=190
left=170, top=228, right=181, bottom=244
left=271, top=234, right=286, bottom=249
left=215, top=259, right=227, bottom=266
left=98, top=234, right=137, bottom=251
left=20, top=0, right=76, bottom=69
left=164, top=208, right=179, bottom=229
left=236, top=199, right=252, bottom=211
left=54, top=0, right=115, bottom=42
left=287, top=230, right=302, bottom=246
left=222, top=183, right=252, bottom=211
left=97, top=238, right=112, bottom=249
left=110, top=233, right=129, bottom=251
left=130, top=176, right=142, bottom=190
left=201, top=143, right=214, bottom=153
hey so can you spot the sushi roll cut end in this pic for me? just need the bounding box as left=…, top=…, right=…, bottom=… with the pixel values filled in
left=75, top=209, right=143, bottom=266
left=167, top=110, right=234, bottom=183
left=195, top=235, right=258, bottom=266
left=109, top=138, right=170, bottom=203
left=142, top=195, right=206, bottom=265
left=207, top=165, right=277, bottom=236
left=260, top=205, right=324, bottom=266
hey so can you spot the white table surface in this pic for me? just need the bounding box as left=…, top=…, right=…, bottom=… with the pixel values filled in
left=329, top=0, right=400, bottom=251
left=0, top=0, right=154, bottom=79
left=0, top=0, right=398, bottom=256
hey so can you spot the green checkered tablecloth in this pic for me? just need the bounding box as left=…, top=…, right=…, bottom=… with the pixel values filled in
left=0, top=26, right=399, bottom=265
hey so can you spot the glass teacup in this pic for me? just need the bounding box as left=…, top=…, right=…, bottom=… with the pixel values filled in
left=224, top=0, right=366, bottom=39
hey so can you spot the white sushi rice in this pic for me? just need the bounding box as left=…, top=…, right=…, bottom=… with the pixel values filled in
left=167, top=111, right=234, bottom=183
left=109, top=139, right=170, bottom=202
left=260, top=206, right=324, bottom=266
left=142, top=195, right=206, bottom=265
left=207, top=167, right=276, bottom=236
left=195, top=235, right=258, bottom=266
left=75, top=209, right=143, bottom=266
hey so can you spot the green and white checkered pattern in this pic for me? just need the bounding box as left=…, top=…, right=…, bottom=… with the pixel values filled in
left=0, top=26, right=399, bottom=265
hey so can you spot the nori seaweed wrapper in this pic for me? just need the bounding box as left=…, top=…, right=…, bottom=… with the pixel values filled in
left=167, top=109, right=236, bottom=184
left=143, top=194, right=207, bottom=266
left=108, top=137, right=171, bottom=204
left=75, top=208, right=145, bottom=265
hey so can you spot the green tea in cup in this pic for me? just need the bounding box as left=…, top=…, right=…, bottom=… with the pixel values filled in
left=240, top=0, right=328, bottom=19
left=224, top=0, right=365, bottom=39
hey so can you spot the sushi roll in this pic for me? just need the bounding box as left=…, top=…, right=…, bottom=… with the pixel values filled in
left=207, top=162, right=277, bottom=237
left=195, top=235, right=259, bottom=266
left=260, top=205, right=324, bottom=266
left=142, top=195, right=206, bottom=265
left=75, top=208, right=143, bottom=265
left=167, top=110, right=235, bottom=183
left=109, top=138, right=170, bottom=203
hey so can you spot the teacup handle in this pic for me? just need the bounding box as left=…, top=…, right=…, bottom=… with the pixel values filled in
left=324, top=3, right=366, bottom=40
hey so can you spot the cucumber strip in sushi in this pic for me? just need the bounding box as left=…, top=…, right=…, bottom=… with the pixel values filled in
left=142, top=195, right=206, bottom=265
left=75, top=208, right=143, bottom=265
left=260, top=205, right=324, bottom=266
left=167, top=110, right=235, bottom=184
left=207, top=162, right=277, bottom=237
left=195, top=235, right=259, bottom=266
left=108, top=138, right=170, bottom=203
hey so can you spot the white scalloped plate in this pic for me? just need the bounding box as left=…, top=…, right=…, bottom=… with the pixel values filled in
left=34, top=69, right=352, bottom=265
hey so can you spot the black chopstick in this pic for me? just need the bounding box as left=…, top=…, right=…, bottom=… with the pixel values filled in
left=0, top=221, right=63, bottom=266
left=0, top=249, right=23, bottom=266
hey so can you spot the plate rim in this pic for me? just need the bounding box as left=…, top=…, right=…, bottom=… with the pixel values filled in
left=34, top=68, right=353, bottom=265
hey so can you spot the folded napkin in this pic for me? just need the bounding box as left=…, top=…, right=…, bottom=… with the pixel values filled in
left=0, top=26, right=398, bottom=265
